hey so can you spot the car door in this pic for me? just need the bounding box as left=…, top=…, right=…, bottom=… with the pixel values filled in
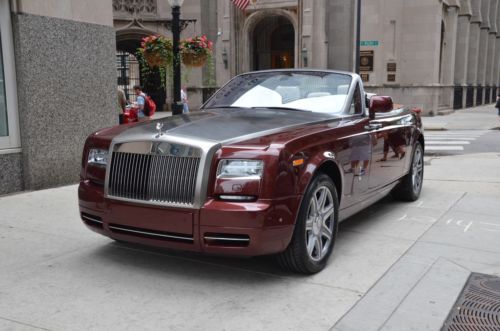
left=341, top=83, right=372, bottom=205
left=367, top=111, right=409, bottom=190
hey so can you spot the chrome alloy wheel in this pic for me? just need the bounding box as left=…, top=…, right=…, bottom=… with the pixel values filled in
left=412, top=145, right=424, bottom=194
left=305, top=186, right=335, bottom=262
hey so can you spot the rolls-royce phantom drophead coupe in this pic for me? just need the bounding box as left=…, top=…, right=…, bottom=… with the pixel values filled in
left=79, top=70, right=424, bottom=274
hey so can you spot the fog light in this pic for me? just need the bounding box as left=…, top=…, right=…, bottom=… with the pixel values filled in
left=219, top=195, right=255, bottom=201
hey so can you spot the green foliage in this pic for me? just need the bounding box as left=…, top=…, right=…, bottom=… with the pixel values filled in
left=136, top=49, right=168, bottom=89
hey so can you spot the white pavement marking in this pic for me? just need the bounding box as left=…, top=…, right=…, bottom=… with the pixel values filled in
left=463, top=222, right=473, bottom=232
left=423, top=137, right=476, bottom=140
left=424, top=130, right=489, bottom=153
left=426, top=130, right=489, bottom=134
left=425, top=146, right=464, bottom=151
left=426, top=141, right=470, bottom=145
left=426, top=132, right=483, bottom=135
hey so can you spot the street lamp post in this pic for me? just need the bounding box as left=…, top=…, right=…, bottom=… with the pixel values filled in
left=168, top=0, right=185, bottom=115
left=355, top=0, right=361, bottom=74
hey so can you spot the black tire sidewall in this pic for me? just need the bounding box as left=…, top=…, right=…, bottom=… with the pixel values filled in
left=410, top=143, right=424, bottom=199
left=294, top=174, right=339, bottom=273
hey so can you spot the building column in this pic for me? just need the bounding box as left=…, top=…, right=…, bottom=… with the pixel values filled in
left=477, top=0, right=490, bottom=105
left=496, top=2, right=500, bottom=87
left=311, top=0, right=328, bottom=68
left=301, top=0, right=313, bottom=68
left=454, top=0, right=472, bottom=109
left=327, top=0, right=355, bottom=71
left=485, top=0, right=498, bottom=102
left=466, top=0, right=482, bottom=107
left=441, top=5, right=460, bottom=109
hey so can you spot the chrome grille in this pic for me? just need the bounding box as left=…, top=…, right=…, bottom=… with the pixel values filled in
left=108, top=151, right=201, bottom=205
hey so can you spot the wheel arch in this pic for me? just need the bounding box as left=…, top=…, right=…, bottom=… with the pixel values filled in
left=316, top=160, right=343, bottom=204
left=298, top=158, right=343, bottom=207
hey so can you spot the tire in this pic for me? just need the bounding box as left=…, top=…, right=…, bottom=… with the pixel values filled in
left=277, top=173, right=339, bottom=274
left=392, top=142, right=424, bottom=201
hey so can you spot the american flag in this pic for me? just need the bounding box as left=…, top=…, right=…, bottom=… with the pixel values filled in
left=231, top=0, right=251, bottom=11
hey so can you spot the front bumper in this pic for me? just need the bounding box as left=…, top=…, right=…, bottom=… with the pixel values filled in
left=78, top=180, right=299, bottom=256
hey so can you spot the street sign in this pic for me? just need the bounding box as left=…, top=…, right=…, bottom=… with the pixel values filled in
left=360, top=40, right=379, bottom=46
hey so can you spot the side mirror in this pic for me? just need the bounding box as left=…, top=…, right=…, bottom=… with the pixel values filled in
left=369, top=96, right=393, bottom=119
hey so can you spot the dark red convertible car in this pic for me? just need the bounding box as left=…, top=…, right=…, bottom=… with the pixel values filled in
left=79, top=70, right=424, bottom=274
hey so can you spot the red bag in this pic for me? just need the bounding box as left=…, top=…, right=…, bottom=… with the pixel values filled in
left=143, top=95, right=156, bottom=116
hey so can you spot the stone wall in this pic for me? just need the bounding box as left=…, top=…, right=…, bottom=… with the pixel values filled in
left=12, top=13, right=116, bottom=190
left=0, top=153, right=23, bottom=195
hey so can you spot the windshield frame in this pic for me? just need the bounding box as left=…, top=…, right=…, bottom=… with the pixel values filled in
left=201, top=69, right=363, bottom=116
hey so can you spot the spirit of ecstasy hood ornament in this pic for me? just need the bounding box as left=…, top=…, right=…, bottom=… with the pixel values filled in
left=155, top=122, right=164, bottom=138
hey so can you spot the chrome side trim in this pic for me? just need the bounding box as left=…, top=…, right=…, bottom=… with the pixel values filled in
left=109, top=225, right=194, bottom=242
left=204, top=236, right=250, bottom=242
left=81, top=214, right=103, bottom=225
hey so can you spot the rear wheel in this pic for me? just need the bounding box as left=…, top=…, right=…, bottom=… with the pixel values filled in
left=392, top=142, right=424, bottom=201
left=277, top=173, right=339, bottom=274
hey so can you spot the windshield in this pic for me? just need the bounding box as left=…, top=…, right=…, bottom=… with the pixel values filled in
left=202, top=71, right=353, bottom=114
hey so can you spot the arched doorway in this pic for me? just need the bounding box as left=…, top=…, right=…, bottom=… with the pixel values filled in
left=116, top=50, right=141, bottom=103
left=116, top=28, right=166, bottom=109
left=252, top=16, right=295, bottom=71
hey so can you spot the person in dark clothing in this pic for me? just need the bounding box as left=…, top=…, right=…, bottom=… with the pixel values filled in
left=496, top=88, right=500, bottom=117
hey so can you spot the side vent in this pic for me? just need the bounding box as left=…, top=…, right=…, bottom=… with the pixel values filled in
left=81, top=213, right=104, bottom=229
left=204, top=233, right=250, bottom=247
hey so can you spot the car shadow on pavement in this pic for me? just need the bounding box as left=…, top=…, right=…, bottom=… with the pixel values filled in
left=88, top=240, right=292, bottom=282
left=338, top=195, right=397, bottom=231
left=84, top=194, right=412, bottom=282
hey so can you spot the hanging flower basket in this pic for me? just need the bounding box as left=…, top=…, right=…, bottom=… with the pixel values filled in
left=181, top=51, right=208, bottom=67
left=180, top=35, right=213, bottom=68
left=139, top=35, right=173, bottom=68
left=143, top=50, right=169, bottom=68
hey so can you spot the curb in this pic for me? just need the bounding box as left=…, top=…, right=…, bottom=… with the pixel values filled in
left=437, top=109, right=455, bottom=116
left=424, top=127, right=448, bottom=131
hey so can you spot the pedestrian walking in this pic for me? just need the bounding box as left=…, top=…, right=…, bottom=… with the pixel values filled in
left=496, top=88, right=500, bottom=117
left=117, top=87, right=127, bottom=124
left=181, top=87, right=189, bottom=114
left=133, top=85, right=148, bottom=121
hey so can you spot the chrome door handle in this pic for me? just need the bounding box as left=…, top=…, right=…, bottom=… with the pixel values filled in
left=364, top=123, right=383, bottom=130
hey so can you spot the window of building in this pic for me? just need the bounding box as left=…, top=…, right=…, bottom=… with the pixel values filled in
left=0, top=0, right=20, bottom=151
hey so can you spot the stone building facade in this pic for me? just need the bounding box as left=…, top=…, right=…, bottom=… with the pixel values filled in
left=4, top=0, right=495, bottom=195
left=360, top=0, right=500, bottom=115
left=113, top=0, right=358, bottom=109
left=0, top=0, right=116, bottom=195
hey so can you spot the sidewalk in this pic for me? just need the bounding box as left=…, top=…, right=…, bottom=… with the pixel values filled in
left=0, top=105, right=499, bottom=330
left=422, top=103, right=500, bottom=131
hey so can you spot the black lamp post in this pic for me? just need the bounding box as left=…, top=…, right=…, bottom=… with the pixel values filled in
left=355, top=0, right=361, bottom=74
left=168, top=0, right=185, bottom=115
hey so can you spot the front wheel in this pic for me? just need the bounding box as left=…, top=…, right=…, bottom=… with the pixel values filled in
left=392, top=142, right=424, bottom=201
left=277, top=173, right=339, bottom=274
